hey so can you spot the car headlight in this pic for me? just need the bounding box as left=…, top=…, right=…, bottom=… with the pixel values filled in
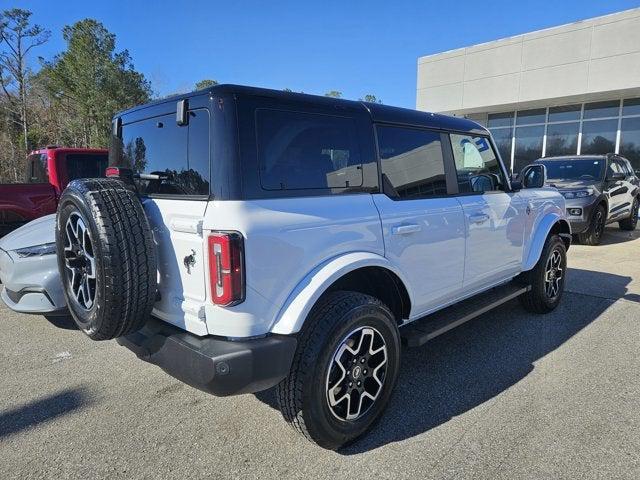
left=561, top=189, right=594, bottom=199
left=14, top=242, right=57, bottom=258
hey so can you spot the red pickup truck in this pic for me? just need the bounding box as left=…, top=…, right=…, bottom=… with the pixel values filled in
left=0, top=147, right=108, bottom=235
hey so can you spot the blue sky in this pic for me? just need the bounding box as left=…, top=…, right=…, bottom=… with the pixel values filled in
left=8, top=0, right=640, bottom=108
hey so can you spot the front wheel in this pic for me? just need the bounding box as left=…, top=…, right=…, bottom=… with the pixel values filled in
left=519, top=234, right=567, bottom=314
left=276, top=291, right=400, bottom=450
left=619, top=197, right=639, bottom=231
left=577, top=204, right=606, bottom=245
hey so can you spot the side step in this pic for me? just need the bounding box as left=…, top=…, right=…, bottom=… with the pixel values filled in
left=400, top=282, right=531, bottom=348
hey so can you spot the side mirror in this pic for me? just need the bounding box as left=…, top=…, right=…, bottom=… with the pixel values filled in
left=510, top=173, right=522, bottom=191
left=521, top=164, right=547, bottom=189
left=607, top=171, right=625, bottom=181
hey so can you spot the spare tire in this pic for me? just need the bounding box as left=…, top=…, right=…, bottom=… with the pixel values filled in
left=55, top=178, right=157, bottom=340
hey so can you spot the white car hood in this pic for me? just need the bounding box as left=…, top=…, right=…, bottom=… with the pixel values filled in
left=0, top=214, right=56, bottom=252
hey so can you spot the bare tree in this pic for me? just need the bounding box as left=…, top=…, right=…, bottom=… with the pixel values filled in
left=0, top=8, right=50, bottom=152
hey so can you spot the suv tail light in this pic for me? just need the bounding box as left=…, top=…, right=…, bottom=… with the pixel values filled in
left=208, top=232, right=245, bottom=306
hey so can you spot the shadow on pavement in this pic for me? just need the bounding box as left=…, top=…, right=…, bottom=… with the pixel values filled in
left=594, top=227, right=640, bottom=246
left=0, top=387, right=90, bottom=439
left=44, top=314, right=78, bottom=330
left=255, top=268, right=631, bottom=453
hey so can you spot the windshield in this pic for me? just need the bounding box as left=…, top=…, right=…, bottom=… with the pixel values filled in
left=538, top=158, right=605, bottom=181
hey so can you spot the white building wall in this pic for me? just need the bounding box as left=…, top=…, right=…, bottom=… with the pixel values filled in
left=416, top=8, right=640, bottom=115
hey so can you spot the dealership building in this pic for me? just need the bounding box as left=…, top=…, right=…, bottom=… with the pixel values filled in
left=416, top=8, right=640, bottom=174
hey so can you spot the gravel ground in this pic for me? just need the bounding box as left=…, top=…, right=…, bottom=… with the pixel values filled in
left=1, top=226, right=639, bottom=479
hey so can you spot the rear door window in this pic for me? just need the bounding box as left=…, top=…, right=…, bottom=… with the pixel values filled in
left=256, top=109, right=363, bottom=190
left=117, top=109, right=209, bottom=196
left=66, top=154, right=108, bottom=180
left=377, top=126, right=448, bottom=199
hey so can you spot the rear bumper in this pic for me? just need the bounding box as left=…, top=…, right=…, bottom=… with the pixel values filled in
left=116, top=317, right=297, bottom=396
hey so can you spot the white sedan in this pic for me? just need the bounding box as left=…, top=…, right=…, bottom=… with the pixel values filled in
left=0, top=214, right=67, bottom=314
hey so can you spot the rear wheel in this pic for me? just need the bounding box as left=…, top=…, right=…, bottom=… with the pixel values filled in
left=619, top=197, right=639, bottom=231
left=56, top=178, right=157, bottom=340
left=277, top=291, right=400, bottom=450
left=577, top=204, right=606, bottom=245
left=519, top=234, right=567, bottom=314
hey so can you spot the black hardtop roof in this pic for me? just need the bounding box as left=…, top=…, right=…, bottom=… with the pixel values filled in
left=116, top=84, right=486, bottom=134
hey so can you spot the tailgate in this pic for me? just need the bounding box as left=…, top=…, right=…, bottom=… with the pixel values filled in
left=142, top=198, right=209, bottom=336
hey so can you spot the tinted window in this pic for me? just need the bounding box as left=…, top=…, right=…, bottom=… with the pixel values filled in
left=489, top=128, right=512, bottom=167
left=514, top=125, right=544, bottom=172
left=26, top=153, right=48, bottom=183
left=66, top=154, right=108, bottom=181
left=623, top=98, right=640, bottom=117
left=581, top=119, right=617, bottom=155
left=516, top=108, right=546, bottom=125
left=548, top=104, right=581, bottom=122
left=117, top=110, right=209, bottom=195
left=583, top=100, right=619, bottom=119
left=377, top=126, right=446, bottom=199
left=487, top=112, right=514, bottom=128
left=450, top=134, right=504, bottom=193
left=256, top=109, right=362, bottom=190
left=546, top=123, right=579, bottom=157
left=620, top=117, right=640, bottom=173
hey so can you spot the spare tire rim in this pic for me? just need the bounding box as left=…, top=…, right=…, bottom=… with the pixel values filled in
left=325, top=326, right=388, bottom=422
left=544, top=248, right=563, bottom=300
left=63, top=212, right=96, bottom=310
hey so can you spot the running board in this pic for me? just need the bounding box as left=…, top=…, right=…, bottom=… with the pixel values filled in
left=400, top=282, right=531, bottom=348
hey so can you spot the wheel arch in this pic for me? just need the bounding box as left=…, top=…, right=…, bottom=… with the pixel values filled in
left=269, top=252, right=413, bottom=335
left=523, top=214, right=571, bottom=272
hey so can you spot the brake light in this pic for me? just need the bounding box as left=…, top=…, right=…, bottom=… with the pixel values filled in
left=105, top=166, right=120, bottom=177
left=208, top=232, right=245, bottom=306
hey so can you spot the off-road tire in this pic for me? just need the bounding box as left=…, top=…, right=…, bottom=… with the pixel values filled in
left=276, top=291, right=401, bottom=450
left=519, top=234, right=566, bottom=314
left=619, top=197, right=639, bottom=231
left=55, top=178, right=156, bottom=340
left=577, top=204, right=606, bottom=245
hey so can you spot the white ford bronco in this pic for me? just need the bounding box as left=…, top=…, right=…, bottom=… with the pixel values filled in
left=55, top=85, right=570, bottom=449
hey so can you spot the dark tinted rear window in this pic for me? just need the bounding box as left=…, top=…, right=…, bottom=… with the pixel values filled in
left=26, top=153, right=48, bottom=183
left=66, top=154, right=108, bottom=181
left=115, top=109, right=210, bottom=196
left=256, top=109, right=363, bottom=190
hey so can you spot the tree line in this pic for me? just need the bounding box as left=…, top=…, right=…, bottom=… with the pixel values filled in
left=0, top=8, right=381, bottom=183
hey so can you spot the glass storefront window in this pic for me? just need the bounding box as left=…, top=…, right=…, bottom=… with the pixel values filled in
left=583, top=100, right=620, bottom=119
left=489, top=128, right=512, bottom=167
left=548, top=104, right=581, bottom=122
left=622, top=98, right=640, bottom=117
left=487, top=112, right=514, bottom=128
left=620, top=117, right=640, bottom=173
left=514, top=125, right=544, bottom=172
left=580, top=119, right=617, bottom=154
left=546, top=122, right=579, bottom=157
left=516, top=108, right=546, bottom=125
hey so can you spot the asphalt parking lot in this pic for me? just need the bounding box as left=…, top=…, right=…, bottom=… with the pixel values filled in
left=1, top=227, right=639, bottom=480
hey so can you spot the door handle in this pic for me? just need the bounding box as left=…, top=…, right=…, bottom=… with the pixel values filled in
left=469, top=213, right=490, bottom=224
left=392, top=224, right=421, bottom=235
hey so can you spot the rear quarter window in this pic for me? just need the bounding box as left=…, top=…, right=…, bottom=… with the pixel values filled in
left=256, top=109, right=363, bottom=190
left=66, top=154, right=108, bottom=181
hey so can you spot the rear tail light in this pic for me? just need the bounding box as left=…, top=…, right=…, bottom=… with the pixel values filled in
left=208, top=232, right=245, bottom=306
